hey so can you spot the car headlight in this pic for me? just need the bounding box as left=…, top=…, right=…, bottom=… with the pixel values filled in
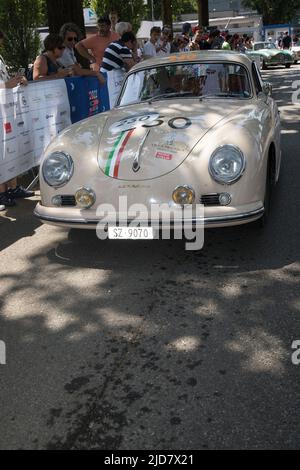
left=209, top=145, right=245, bottom=185
left=42, top=152, right=74, bottom=188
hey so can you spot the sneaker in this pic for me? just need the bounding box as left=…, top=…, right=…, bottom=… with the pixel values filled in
left=0, top=204, right=5, bottom=211
left=0, top=192, right=16, bottom=207
left=8, top=186, right=35, bottom=199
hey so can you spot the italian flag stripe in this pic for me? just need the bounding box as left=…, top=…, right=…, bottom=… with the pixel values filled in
left=114, top=128, right=136, bottom=178
left=105, top=131, right=125, bottom=176
left=105, top=129, right=136, bottom=177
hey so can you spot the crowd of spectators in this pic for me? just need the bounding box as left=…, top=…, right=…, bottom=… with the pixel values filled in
left=161, top=28, right=255, bottom=55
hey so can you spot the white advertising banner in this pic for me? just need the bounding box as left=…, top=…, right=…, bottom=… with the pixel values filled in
left=0, top=79, right=71, bottom=184
left=106, top=69, right=126, bottom=109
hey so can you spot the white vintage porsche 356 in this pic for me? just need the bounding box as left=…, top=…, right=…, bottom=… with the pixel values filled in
left=35, top=51, right=281, bottom=237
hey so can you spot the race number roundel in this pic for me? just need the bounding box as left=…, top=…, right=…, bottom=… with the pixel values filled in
left=168, top=117, right=192, bottom=130
left=109, top=113, right=160, bottom=134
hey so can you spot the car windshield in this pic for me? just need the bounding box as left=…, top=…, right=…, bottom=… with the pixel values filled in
left=254, top=42, right=277, bottom=50
left=118, top=62, right=252, bottom=106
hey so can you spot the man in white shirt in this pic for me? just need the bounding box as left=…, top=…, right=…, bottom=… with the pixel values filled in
left=143, top=27, right=162, bottom=59
left=157, top=27, right=171, bottom=56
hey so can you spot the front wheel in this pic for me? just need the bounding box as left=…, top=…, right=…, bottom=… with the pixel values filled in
left=257, top=159, right=275, bottom=228
left=262, top=60, right=268, bottom=70
left=285, top=64, right=291, bottom=68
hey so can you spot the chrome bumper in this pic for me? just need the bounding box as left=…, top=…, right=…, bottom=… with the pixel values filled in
left=34, top=205, right=264, bottom=229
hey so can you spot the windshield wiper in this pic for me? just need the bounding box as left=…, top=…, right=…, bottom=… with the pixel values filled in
left=200, top=92, right=245, bottom=100
left=148, top=91, right=194, bottom=103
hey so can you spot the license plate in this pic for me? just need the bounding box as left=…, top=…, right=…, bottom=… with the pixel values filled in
left=108, top=227, right=154, bottom=240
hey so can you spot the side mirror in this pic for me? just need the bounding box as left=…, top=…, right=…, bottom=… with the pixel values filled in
left=263, top=82, right=272, bottom=96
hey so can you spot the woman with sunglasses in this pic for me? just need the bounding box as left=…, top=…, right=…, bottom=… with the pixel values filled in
left=58, top=23, right=105, bottom=85
left=33, top=34, right=73, bottom=81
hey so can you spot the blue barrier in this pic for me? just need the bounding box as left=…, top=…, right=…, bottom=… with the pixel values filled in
left=64, top=74, right=110, bottom=124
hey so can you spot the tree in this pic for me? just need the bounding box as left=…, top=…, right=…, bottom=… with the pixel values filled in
left=90, top=0, right=146, bottom=33
left=86, top=0, right=199, bottom=28
left=242, top=0, right=300, bottom=24
left=46, top=0, right=85, bottom=35
left=0, top=0, right=43, bottom=72
left=196, top=0, right=209, bottom=28
left=146, top=0, right=197, bottom=21
left=162, top=0, right=173, bottom=28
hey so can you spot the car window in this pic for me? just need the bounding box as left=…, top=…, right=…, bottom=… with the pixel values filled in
left=254, top=42, right=276, bottom=50
left=118, top=62, right=252, bottom=106
left=252, top=62, right=263, bottom=94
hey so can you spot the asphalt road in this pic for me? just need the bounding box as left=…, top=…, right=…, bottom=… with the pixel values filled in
left=0, top=64, right=300, bottom=450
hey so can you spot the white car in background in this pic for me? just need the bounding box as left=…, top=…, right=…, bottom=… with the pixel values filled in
left=291, top=43, right=300, bottom=63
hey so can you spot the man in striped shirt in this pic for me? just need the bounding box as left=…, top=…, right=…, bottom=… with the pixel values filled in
left=100, top=32, right=137, bottom=73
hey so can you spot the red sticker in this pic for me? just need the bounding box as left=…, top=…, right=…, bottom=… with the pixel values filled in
left=4, top=122, right=12, bottom=134
left=156, top=152, right=173, bottom=161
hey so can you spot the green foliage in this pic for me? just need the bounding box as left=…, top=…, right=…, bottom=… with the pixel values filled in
left=242, top=0, right=300, bottom=24
left=85, top=0, right=198, bottom=31
left=149, top=0, right=197, bottom=20
left=0, top=0, right=43, bottom=72
left=89, top=0, right=146, bottom=32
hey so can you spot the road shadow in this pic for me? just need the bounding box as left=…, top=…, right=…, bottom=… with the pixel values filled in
left=0, top=223, right=299, bottom=449
left=0, top=198, right=42, bottom=252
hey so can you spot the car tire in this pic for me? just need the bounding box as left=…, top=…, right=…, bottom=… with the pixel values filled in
left=262, top=60, right=268, bottom=70
left=256, top=155, right=275, bottom=228
left=285, top=64, right=291, bottom=68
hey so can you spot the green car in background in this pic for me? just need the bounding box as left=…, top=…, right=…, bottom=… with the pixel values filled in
left=247, top=42, right=294, bottom=70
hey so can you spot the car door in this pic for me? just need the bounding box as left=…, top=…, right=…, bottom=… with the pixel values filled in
left=252, top=62, right=281, bottom=178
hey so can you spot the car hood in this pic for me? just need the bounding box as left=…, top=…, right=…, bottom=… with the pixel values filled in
left=98, top=100, right=244, bottom=181
left=256, top=48, right=290, bottom=57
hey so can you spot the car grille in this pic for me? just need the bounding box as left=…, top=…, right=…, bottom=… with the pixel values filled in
left=61, top=195, right=76, bottom=207
left=200, top=194, right=221, bottom=206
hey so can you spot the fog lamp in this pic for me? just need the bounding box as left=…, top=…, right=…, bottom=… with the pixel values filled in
left=75, top=188, right=96, bottom=209
left=172, top=186, right=195, bottom=205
